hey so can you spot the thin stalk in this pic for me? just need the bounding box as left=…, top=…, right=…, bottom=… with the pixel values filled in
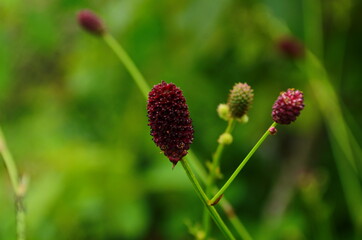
left=188, top=150, right=252, bottom=239
left=221, top=198, right=252, bottom=240
left=181, top=159, right=235, bottom=240
left=102, top=33, right=151, bottom=98
left=0, top=126, right=26, bottom=240
left=210, top=122, right=277, bottom=204
left=213, top=119, right=236, bottom=173
left=203, top=119, right=235, bottom=237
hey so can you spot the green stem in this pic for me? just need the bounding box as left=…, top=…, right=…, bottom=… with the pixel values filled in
left=0, top=126, right=26, bottom=240
left=203, top=119, right=235, bottom=236
left=221, top=198, right=252, bottom=240
left=181, top=159, right=235, bottom=240
left=188, top=150, right=252, bottom=239
left=213, top=119, right=236, bottom=173
left=210, top=122, right=277, bottom=204
left=102, top=33, right=151, bottom=98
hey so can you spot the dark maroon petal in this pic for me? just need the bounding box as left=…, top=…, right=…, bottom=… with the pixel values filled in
left=272, top=89, right=305, bottom=124
left=77, top=10, right=105, bottom=36
left=147, top=81, right=194, bottom=165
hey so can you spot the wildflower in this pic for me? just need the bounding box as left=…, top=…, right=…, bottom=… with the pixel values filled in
left=272, top=89, right=304, bottom=124
left=277, top=36, right=304, bottom=59
left=77, top=10, right=105, bottom=36
left=147, top=81, right=194, bottom=166
left=227, top=83, right=254, bottom=120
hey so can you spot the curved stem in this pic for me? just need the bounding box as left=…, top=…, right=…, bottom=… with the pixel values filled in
left=102, top=33, right=151, bottom=98
left=203, top=119, right=235, bottom=236
left=188, top=150, right=252, bottom=239
left=210, top=122, right=277, bottom=204
left=213, top=119, right=236, bottom=173
left=181, top=159, right=235, bottom=240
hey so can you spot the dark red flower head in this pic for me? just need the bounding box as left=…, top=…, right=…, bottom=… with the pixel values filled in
left=77, top=10, right=105, bottom=36
left=272, top=89, right=304, bottom=124
left=147, top=81, right=194, bottom=166
left=277, top=36, right=304, bottom=59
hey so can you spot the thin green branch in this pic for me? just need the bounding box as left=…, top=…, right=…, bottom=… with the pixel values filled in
left=188, top=150, right=252, bottom=239
left=210, top=122, right=277, bottom=204
left=102, top=33, right=151, bottom=98
left=181, top=159, right=235, bottom=240
left=203, top=119, right=235, bottom=237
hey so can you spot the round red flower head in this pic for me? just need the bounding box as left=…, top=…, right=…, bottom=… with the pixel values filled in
left=272, top=89, right=304, bottom=124
left=77, top=10, right=105, bottom=36
left=147, top=81, right=194, bottom=166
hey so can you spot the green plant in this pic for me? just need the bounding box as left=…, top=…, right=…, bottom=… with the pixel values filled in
left=78, top=10, right=306, bottom=239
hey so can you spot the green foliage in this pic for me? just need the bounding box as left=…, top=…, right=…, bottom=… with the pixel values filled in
left=1, top=0, right=362, bottom=239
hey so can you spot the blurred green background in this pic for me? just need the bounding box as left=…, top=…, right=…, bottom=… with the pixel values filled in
left=1, top=0, right=362, bottom=239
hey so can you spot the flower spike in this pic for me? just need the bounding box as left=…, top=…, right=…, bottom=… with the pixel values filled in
left=227, top=83, right=254, bottom=120
left=147, top=81, right=194, bottom=166
left=272, top=88, right=305, bottom=124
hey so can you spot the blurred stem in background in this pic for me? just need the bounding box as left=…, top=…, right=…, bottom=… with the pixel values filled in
left=181, top=160, right=235, bottom=239
left=102, top=33, right=150, bottom=98
left=0, top=126, right=26, bottom=240
left=296, top=52, right=362, bottom=233
left=302, top=0, right=362, bottom=232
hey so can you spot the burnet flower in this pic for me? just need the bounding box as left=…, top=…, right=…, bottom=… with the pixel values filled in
left=272, top=89, right=304, bottom=124
left=277, top=36, right=304, bottom=59
left=227, top=83, right=254, bottom=120
left=77, top=10, right=105, bottom=36
left=147, top=81, right=194, bottom=166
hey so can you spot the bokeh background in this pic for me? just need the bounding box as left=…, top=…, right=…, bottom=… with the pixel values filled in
left=1, top=0, right=362, bottom=239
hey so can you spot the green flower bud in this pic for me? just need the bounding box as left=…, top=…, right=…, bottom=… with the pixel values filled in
left=217, top=104, right=230, bottom=121
left=218, top=133, right=233, bottom=145
left=227, top=83, right=254, bottom=119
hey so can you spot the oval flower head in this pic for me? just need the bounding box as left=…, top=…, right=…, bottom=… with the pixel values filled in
left=272, top=88, right=305, bottom=124
left=77, top=9, right=105, bottom=36
left=227, top=82, right=254, bottom=120
left=147, top=81, right=194, bottom=166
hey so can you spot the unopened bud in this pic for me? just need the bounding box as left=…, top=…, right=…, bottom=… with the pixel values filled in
left=217, top=104, right=230, bottom=121
left=236, top=114, right=249, bottom=123
left=269, top=126, right=277, bottom=135
left=77, top=10, right=105, bottom=36
left=277, top=36, right=304, bottom=59
left=218, top=133, right=233, bottom=145
left=227, top=83, right=254, bottom=119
